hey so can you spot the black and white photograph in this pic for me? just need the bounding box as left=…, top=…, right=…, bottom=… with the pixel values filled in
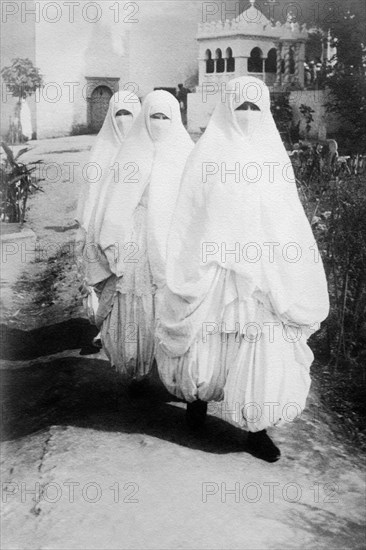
left=1, top=0, right=365, bottom=548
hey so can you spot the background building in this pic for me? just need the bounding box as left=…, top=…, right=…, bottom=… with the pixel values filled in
left=1, top=0, right=340, bottom=140
left=1, top=0, right=199, bottom=139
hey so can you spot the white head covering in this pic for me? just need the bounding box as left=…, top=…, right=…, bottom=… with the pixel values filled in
left=95, top=90, right=194, bottom=287
left=76, top=90, right=141, bottom=231
left=157, top=76, right=329, bottom=355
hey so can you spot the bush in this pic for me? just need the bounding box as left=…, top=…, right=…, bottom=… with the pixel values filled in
left=293, top=147, right=366, bottom=368
left=0, top=142, right=43, bottom=224
left=325, top=70, right=366, bottom=153
left=270, top=92, right=301, bottom=149
left=323, top=7, right=366, bottom=154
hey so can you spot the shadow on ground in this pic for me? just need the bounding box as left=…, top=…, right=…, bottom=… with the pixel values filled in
left=1, top=315, right=250, bottom=454
left=1, top=355, right=249, bottom=455
left=0, top=319, right=99, bottom=360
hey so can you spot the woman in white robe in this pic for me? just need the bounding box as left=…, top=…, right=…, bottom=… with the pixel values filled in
left=76, top=90, right=141, bottom=333
left=76, top=90, right=141, bottom=233
left=93, top=90, right=194, bottom=381
left=155, top=77, right=329, bottom=461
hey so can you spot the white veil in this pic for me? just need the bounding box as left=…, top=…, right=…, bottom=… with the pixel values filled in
left=94, top=90, right=194, bottom=287
left=76, top=90, right=141, bottom=231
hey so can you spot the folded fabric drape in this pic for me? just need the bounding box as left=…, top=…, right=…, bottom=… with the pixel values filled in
left=156, top=76, right=329, bottom=358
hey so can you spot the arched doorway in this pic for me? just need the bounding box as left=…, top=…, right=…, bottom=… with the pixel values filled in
left=90, top=85, right=113, bottom=132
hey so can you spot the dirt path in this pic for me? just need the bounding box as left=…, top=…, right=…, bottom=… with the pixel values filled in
left=1, top=137, right=365, bottom=550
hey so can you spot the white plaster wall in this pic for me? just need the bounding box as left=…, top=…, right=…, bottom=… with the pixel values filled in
left=34, top=3, right=129, bottom=138
left=127, top=1, right=200, bottom=97
left=32, top=1, right=200, bottom=138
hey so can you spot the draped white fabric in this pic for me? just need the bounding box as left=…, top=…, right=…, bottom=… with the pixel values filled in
left=76, top=90, right=141, bottom=231
left=155, top=277, right=314, bottom=431
left=154, top=77, right=329, bottom=430
left=156, top=76, right=329, bottom=358
left=95, top=90, right=194, bottom=287
left=91, top=91, right=193, bottom=380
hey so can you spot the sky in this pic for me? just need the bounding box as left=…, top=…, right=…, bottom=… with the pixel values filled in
left=205, top=0, right=366, bottom=30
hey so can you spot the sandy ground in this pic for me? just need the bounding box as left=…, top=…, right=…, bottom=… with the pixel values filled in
left=1, top=136, right=365, bottom=550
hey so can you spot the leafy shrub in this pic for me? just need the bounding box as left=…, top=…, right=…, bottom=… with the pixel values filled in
left=1, top=58, right=43, bottom=100
left=0, top=142, right=43, bottom=224
left=326, top=70, right=366, bottom=154
left=323, top=6, right=366, bottom=154
left=270, top=92, right=292, bottom=127
left=293, top=147, right=366, bottom=368
left=299, top=104, right=315, bottom=138
left=270, top=92, right=301, bottom=149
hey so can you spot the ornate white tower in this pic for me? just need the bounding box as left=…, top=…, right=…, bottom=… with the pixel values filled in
left=197, top=0, right=308, bottom=91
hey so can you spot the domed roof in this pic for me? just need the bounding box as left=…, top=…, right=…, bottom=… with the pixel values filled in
left=197, top=0, right=308, bottom=41
left=236, top=0, right=271, bottom=28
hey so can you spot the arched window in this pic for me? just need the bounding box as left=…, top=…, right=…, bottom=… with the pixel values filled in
left=226, top=47, right=235, bottom=72
left=248, top=47, right=263, bottom=73
left=265, top=48, right=277, bottom=73
left=216, top=48, right=225, bottom=73
left=205, top=49, right=214, bottom=73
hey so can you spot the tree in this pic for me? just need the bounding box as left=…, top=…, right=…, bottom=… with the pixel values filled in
left=326, top=3, right=365, bottom=67
left=324, top=7, right=366, bottom=153
left=1, top=58, right=43, bottom=143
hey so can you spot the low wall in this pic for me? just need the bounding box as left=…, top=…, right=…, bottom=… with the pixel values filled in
left=188, top=88, right=341, bottom=140
left=289, top=89, right=340, bottom=139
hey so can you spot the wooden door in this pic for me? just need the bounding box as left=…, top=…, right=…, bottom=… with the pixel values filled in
left=90, top=86, right=113, bottom=132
